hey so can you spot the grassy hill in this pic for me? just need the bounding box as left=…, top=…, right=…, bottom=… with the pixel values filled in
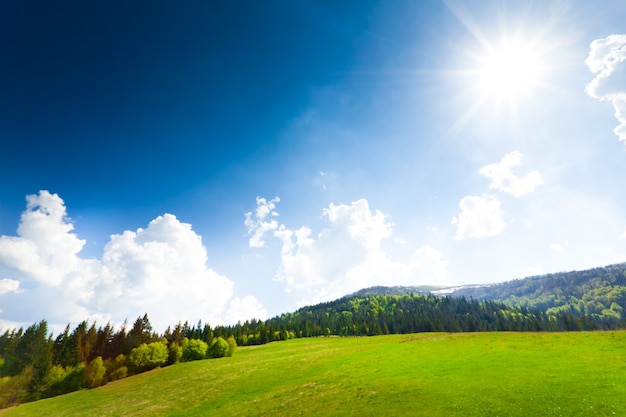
left=2, top=331, right=625, bottom=416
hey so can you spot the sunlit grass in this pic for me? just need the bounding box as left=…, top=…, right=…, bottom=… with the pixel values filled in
left=2, top=332, right=625, bottom=416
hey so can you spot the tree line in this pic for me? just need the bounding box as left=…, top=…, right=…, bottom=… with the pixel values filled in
left=223, top=293, right=624, bottom=346
left=2, top=292, right=625, bottom=409
left=448, top=262, right=626, bottom=320
left=0, top=314, right=236, bottom=409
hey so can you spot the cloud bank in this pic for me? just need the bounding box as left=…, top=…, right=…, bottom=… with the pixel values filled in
left=586, top=34, right=626, bottom=143
left=0, top=191, right=266, bottom=332
left=246, top=197, right=449, bottom=306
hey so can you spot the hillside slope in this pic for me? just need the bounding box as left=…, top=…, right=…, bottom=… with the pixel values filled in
left=1, top=333, right=625, bottom=417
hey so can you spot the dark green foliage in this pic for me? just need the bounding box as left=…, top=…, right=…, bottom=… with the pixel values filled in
left=446, top=262, right=626, bottom=321
left=167, top=342, right=182, bottom=365
left=125, top=314, right=156, bottom=353
left=222, top=291, right=624, bottom=347
left=0, top=365, right=32, bottom=408
left=104, top=354, right=128, bottom=381
left=41, top=365, right=86, bottom=398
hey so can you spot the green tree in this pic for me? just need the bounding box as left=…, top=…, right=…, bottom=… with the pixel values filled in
left=126, top=314, right=154, bottom=353
left=128, top=341, right=168, bottom=373
left=41, top=364, right=86, bottom=398
left=0, top=366, right=33, bottom=408
left=16, top=320, right=53, bottom=399
left=85, top=357, right=106, bottom=388
left=208, top=337, right=229, bottom=359
left=167, top=342, right=182, bottom=365
left=105, top=354, right=128, bottom=381
left=226, top=336, right=237, bottom=357
left=181, top=338, right=208, bottom=362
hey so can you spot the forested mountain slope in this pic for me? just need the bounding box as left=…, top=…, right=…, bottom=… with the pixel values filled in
left=444, top=262, right=626, bottom=318
left=355, top=262, right=626, bottom=320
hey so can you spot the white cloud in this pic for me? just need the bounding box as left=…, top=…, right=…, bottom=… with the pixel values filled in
left=244, top=196, right=280, bottom=248
left=585, top=34, right=626, bottom=143
left=549, top=243, right=564, bottom=252
left=619, top=227, right=626, bottom=240
left=0, top=191, right=265, bottom=333
left=225, top=296, right=268, bottom=325
left=479, top=151, right=543, bottom=197
left=0, top=191, right=85, bottom=285
left=0, top=278, right=19, bottom=294
left=249, top=197, right=449, bottom=306
left=408, top=245, right=449, bottom=285
left=99, top=213, right=235, bottom=330
left=452, top=195, right=505, bottom=239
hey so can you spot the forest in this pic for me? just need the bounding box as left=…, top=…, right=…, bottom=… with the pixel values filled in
left=2, top=287, right=625, bottom=409
left=445, top=262, right=626, bottom=319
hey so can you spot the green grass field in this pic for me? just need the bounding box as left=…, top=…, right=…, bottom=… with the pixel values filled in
left=2, top=332, right=625, bottom=416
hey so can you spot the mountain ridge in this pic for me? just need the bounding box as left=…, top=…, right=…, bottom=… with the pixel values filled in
left=349, top=261, right=626, bottom=318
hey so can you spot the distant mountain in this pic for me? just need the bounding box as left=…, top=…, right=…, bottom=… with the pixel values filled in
left=353, top=262, right=626, bottom=320
left=443, top=262, right=626, bottom=318
left=349, top=285, right=448, bottom=298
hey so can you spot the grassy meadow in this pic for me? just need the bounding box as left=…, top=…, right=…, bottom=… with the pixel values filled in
left=1, top=331, right=625, bottom=416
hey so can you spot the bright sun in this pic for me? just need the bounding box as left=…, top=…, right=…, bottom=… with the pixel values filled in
left=474, top=41, right=543, bottom=102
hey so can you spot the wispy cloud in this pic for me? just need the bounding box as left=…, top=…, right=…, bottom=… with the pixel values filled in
left=244, top=196, right=280, bottom=248
left=479, top=150, right=543, bottom=197
left=586, top=34, right=626, bottom=144
left=0, top=191, right=266, bottom=332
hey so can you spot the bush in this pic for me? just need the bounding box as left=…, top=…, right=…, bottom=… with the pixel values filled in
left=168, top=342, right=182, bottom=365
left=181, top=338, right=208, bottom=362
left=208, top=337, right=229, bottom=359
left=129, top=342, right=168, bottom=373
left=226, top=336, right=237, bottom=357
left=41, top=365, right=85, bottom=398
left=0, top=366, right=32, bottom=409
left=108, top=366, right=128, bottom=381
left=85, top=357, right=106, bottom=388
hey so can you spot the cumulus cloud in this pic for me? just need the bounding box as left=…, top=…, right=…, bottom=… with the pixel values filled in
left=248, top=197, right=449, bottom=306
left=585, top=34, right=626, bottom=143
left=0, top=278, right=19, bottom=294
left=225, top=296, right=268, bottom=325
left=99, top=213, right=235, bottom=329
left=479, top=151, right=543, bottom=197
left=244, top=197, right=280, bottom=248
left=0, top=191, right=85, bottom=285
left=0, top=191, right=265, bottom=332
left=619, top=227, right=626, bottom=240
left=452, top=195, right=505, bottom=239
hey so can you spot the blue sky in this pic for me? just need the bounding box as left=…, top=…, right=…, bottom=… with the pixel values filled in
left=1, top=0, right=626, bottom=332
